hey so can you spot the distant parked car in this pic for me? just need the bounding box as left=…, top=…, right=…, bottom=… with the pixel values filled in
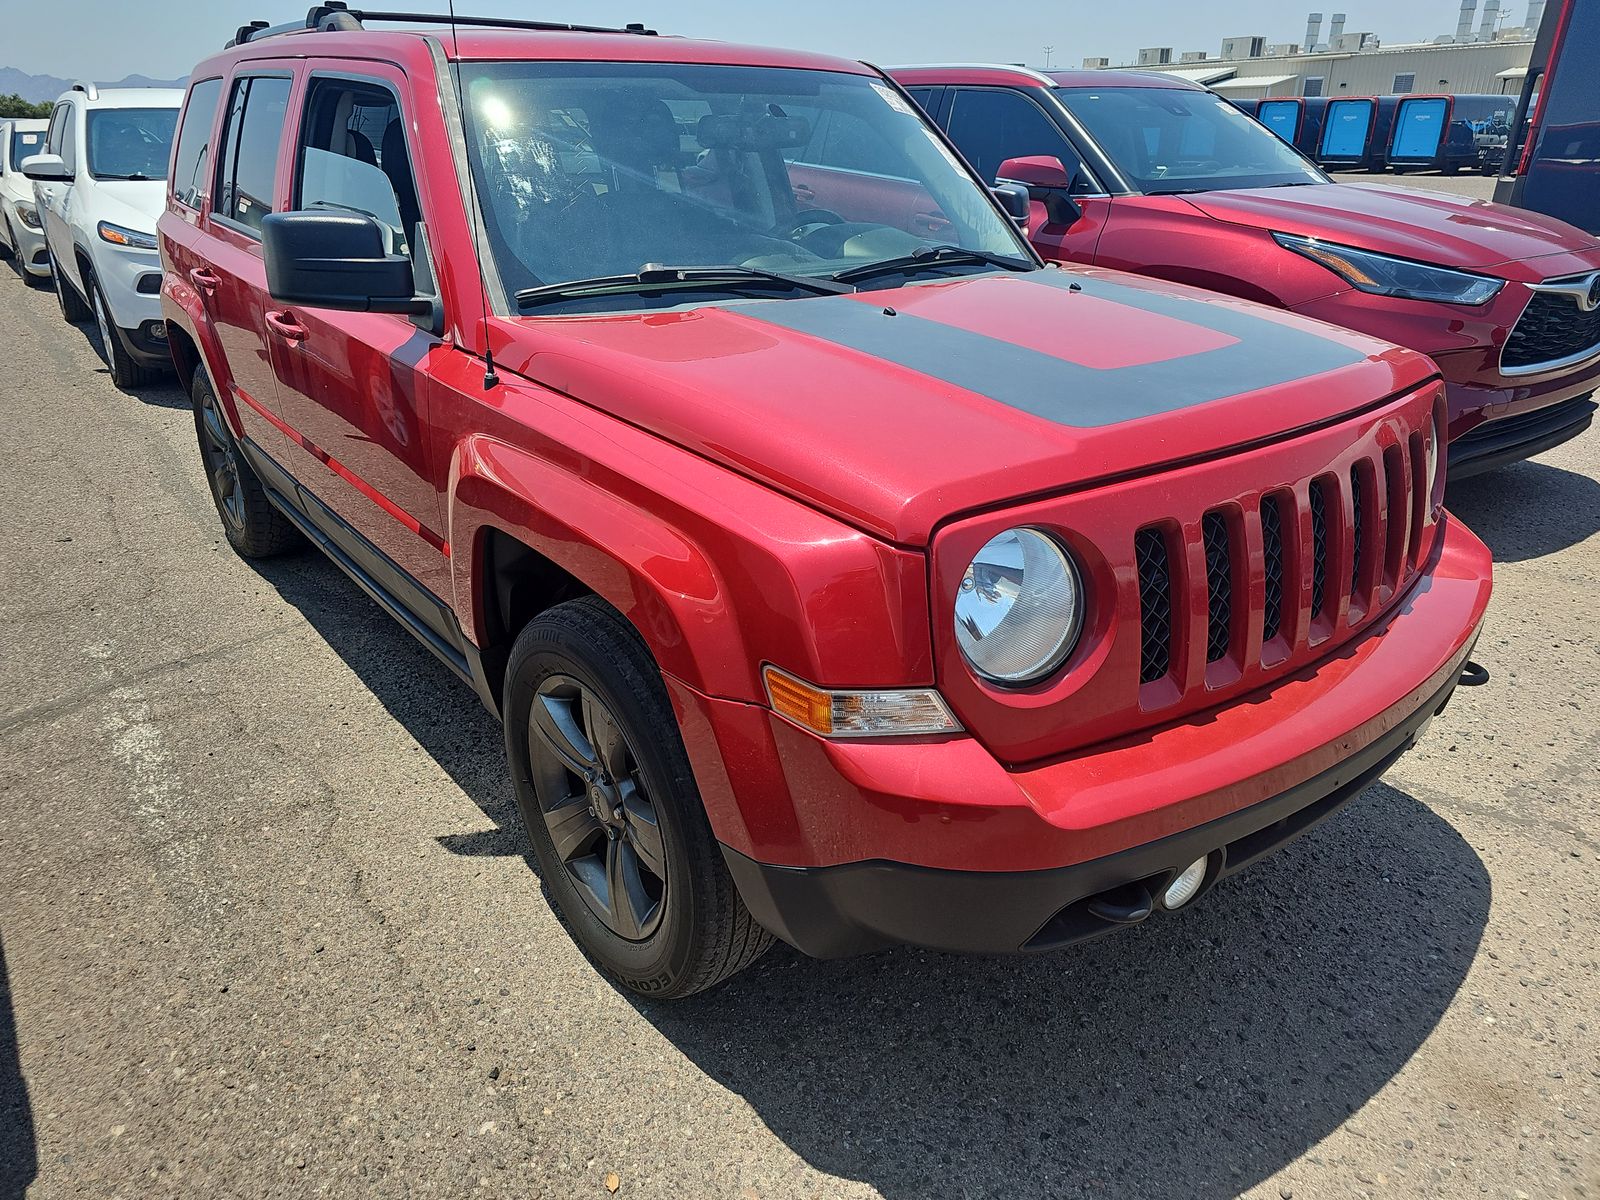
left=892, top=66, right=1600, bottom=475
left=22, top=82, right=182, bottom=387
left=0, top=117, right=50, bottom=279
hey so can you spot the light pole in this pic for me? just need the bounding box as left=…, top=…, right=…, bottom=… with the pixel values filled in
left=1043, top=44, right=1054, bottom=69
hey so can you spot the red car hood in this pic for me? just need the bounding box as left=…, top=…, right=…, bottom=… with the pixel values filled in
left=491, top=268, right=1434, bottom=545
left=1186, top=182, right=1600, bottom=271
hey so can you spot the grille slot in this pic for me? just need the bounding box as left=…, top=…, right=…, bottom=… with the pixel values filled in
left=1309, top=478, right=1329, bottom=619
left=1260, top=495, right=1285, bottom=645
left=1503, top=285, right=1600, bottom=371
left=1382, top=446, right=1408, bottom=588
left=1202, top=512, right=1231, bottom=663
left=1135, top=528, right=1174, bottom=684
left=1349, top=464, right=1366, bottom=599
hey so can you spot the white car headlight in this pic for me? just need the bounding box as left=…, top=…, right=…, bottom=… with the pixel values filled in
left=1273, top=232, right=1503, bottom=306
left=15, top=200, right=42, bottom=230
left=97, top=220, right=156, bottom=250
left=955, top=527, right=1083, bottom=685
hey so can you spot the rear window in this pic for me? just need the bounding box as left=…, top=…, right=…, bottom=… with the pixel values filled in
left=87, top=107, right=178, bottom=180
left=171, top=79, right=223, bottom=208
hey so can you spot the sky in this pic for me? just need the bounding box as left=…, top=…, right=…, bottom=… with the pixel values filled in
left=10, top=0, right=1539, bottom=82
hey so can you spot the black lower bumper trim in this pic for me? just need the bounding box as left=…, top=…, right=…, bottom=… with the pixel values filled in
left=724, top=667, right=1464, bottom=959
left=1449, top=396, right=1595, bottom=479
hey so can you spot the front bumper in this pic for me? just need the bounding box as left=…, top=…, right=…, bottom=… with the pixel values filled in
left=725, top=660, right=1461, bottom=957
left=2, top=200, right=49, bottom=276
left=1448, top=394, right=1595, bottom=477
left=674, top=514, right=1490, bottom=958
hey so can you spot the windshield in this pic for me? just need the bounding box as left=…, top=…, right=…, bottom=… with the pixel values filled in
left=458, top=62, right=1033, bottom=311
left=1055, top=86, right=1327, bottom=195
left=87, top=107, right=178, bottom=180
left=8, top=127, right=46, bottom=173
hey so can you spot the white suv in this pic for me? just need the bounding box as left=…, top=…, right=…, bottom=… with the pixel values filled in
left=23, top=83, right=183, bottom=387
left=0, top=117, right=51, bottom=280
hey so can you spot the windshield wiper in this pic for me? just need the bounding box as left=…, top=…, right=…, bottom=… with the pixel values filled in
left=829, top=245, right=1034, bottom=286
left=97, top=172, right=153, bottom=181
left=515, top=263, right=855, bottom=310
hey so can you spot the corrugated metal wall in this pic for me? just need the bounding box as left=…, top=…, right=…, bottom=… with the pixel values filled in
left=1135, top=39, right=1533, bottom=97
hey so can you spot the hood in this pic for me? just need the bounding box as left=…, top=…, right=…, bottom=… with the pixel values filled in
left=490, top=269, right=1434, bottom=545
left=91, top=179, right=166, bottom=229
left=1186, top=182, right=1600, bottom=271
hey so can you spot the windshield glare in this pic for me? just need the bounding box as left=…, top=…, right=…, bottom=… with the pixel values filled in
left=460, top=62, right=1031, bottom=308
left=1056, top=86, right=1327, bottom=194
left=87, top=107, right=178, bottom=180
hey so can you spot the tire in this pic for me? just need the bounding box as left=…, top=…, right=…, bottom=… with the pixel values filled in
left=0, top=219, right=12, bottom=262
left=504, top=597, right=772, bottom=999
left=89, top=276, right=162, bottom=390
left=53, top=255, right=91, bottom=323
left=191, top=368, right=303, bottom=558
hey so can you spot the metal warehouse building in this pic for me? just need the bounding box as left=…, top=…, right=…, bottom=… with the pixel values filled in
left=1103, top=4, right=1539, bottom=99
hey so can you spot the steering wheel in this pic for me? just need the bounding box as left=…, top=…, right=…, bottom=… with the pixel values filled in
left=772, top=208, right=847, bottom=239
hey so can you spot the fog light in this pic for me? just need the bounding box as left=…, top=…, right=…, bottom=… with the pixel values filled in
left=146, top=321, right=167, bottom=341
left=1162, top=857, right=1208, bottom=910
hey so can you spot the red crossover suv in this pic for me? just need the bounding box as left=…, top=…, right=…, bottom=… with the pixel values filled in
left=160, top=9, right=1491, bottom=998
left=892, top=65, right=1600, bottom=476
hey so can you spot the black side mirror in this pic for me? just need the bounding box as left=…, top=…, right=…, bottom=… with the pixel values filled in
left=261, top=210, right=429, bottom=315
left=990, top=180, right=1032, bottom=227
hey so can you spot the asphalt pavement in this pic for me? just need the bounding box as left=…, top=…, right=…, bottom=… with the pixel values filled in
left=0, top=196, right=1596, bottom=1198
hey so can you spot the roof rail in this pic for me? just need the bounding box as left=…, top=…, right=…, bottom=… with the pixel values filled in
left=71, top=80, right=99, bottom=100
left=226, top=2, right=657, bottom=47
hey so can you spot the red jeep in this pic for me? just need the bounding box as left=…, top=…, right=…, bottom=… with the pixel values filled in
left=160, top=8, right=1491, bottom=998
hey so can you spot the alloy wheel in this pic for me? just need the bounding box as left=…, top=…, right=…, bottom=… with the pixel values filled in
left=197, top=389, right=247, bottom=534
left=526, top=674, right=667, bottom=941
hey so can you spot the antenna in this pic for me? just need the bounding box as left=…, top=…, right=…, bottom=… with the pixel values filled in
left=446, top=0, right=500, bottom=389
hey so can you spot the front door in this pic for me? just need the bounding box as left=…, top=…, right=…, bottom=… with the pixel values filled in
left=263, top=65, right=450, bottom=599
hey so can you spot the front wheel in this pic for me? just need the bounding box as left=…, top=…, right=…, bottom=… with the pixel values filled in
left=505, top=597, right=772, bottom=998
left=90, top=278, right=162, bottom=390
left=53, top=256, right=91, bottom=323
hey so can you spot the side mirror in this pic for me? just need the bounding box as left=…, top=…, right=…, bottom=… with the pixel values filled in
left=261, top=210, right=429, bottom=315
left=990, top=180, right=1032, bottom=227
left=21, top=153, right=72, bottom=183
left=996, top=155, right=1083, bottom=227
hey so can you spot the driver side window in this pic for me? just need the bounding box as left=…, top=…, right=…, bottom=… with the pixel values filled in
left=295, top=78, right=421, bottom=257
left=946, top=88, right=1092, bottom=192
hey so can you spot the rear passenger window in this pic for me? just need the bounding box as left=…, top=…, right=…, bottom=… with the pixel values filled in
left=294, top=77, right=421, bottom=255
left=172, top=78, right=223, bottom=209
left=216, top=75, right=291, bottom=234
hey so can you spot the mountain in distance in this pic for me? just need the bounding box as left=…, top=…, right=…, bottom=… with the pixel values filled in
left=0, top=67, right=188, bottom=104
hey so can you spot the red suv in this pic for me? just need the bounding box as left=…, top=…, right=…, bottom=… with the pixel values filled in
left=160, top=9, right=1491, bottom=998
left=891, top=66, right=1600, bottom=476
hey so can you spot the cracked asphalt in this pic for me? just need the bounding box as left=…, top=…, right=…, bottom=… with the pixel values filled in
left=1, top=196, right=1597, bottom=1197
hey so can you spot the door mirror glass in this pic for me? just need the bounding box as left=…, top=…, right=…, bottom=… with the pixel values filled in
left=997, top=155, right=1075, bottom=191
left=261, top=210, right=428, bottom=314
left=990, top=180, right=1032, bottom=227
left=20, top=153, right=72, bottom=182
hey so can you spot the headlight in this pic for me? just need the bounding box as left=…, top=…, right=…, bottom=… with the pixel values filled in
left=15, top=201, right=41, bottom=230
left=1273, top=232, right=1503, bottom=306
left=97, top=220, right=157, bottom=250
left=955, top=527, right=1083, bottom=685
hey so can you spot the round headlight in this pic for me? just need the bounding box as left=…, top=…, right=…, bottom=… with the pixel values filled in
left=955, top=527, right=1083, bottom=684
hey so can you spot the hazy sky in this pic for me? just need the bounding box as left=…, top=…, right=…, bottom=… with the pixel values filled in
left=13, top=0, right=1539, bottom=81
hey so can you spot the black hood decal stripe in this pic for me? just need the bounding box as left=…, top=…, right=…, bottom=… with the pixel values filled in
left=731, top=272, right=1367, bottom=429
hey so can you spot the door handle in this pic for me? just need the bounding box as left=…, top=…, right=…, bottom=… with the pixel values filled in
left=792, top=184, right=816, bottom=202
left=265, top=310, right=307, bottom=343
left=188, top=267, right=219, bottom=296
left=912, top=211, right=951, bottom=233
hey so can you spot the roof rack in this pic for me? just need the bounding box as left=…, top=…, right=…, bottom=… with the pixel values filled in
left=227, top=2, right=656, bottom=47
left=71, top=80, right=100, bottom=100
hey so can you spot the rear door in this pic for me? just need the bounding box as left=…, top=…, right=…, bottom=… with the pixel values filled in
left=941, top=86, right=1109, bottom=263
left=1391, top=97, right=1449, bottom=162
left=1319, top=98, right=1375, bottom=162
left=1256, top=99, right=1302, bottom=145
left=202, top=67, right=299, bottom=457
left=263, top=63, right=451, bottom=601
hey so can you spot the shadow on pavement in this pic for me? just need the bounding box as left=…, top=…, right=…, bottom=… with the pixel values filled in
left=1447, top=458, right=1600, bottom=563
left=0, top=934, right=38, bottom=1200
left=248, top=555, right=1490, bottom=1199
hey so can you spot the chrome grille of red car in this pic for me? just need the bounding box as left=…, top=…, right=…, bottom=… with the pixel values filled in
left=1502, top=284, right=1600, bottom=373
